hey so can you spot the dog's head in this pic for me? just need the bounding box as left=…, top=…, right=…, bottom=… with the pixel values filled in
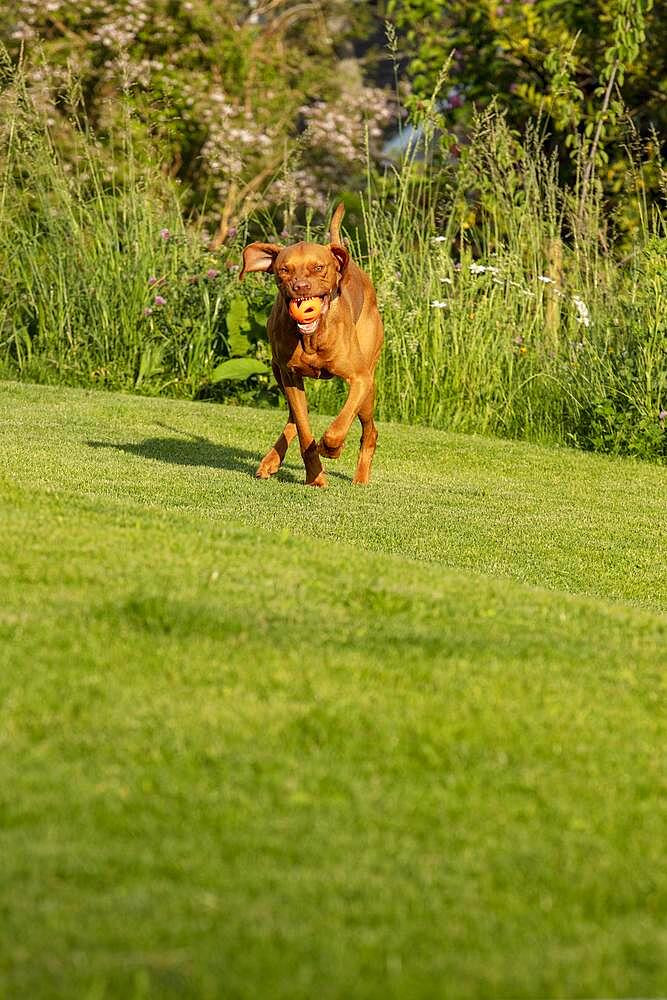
left=240, top=239, right=349, bottom=337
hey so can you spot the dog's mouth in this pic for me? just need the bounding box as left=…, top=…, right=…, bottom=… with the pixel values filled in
left=288, top=292, right=330, bottom=336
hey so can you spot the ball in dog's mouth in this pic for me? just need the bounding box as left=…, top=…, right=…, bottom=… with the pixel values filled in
left=288, top=294, right=329, bottom=335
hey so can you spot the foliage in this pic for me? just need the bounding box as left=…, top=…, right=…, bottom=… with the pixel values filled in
left=0, top=2, right=395, bottom=238
left=387, top=0, right=665, bottom=223
left=1, top=20, right=666, bottom=463
left=0, top=56, right=280, bottom=402
left=309, top=109, right=667, bottom=462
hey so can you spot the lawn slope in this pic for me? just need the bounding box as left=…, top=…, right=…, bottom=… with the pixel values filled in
left=1, top=381, right=665, bottom=1000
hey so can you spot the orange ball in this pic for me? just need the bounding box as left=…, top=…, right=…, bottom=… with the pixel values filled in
left=289, top=297, right=323, bottom=323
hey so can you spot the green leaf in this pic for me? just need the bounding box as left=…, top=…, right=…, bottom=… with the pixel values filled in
left=225, top=296, right=252, bottom=355
left=210, top=358, right=269, bottom=382
left=228, top=329, right=252, bottom=356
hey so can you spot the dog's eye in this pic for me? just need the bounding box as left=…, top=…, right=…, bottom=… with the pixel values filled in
left=312, top=264, right=324, bottom=273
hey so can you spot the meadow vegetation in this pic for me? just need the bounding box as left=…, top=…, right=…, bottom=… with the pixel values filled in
left=1, top=61, right=665, bottom=461
left=1, top=2, right=666, bottom=461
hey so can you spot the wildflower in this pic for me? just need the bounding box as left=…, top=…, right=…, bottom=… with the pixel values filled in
left=154, top=295, right=166, bottom=306
left=431, top=300, right=449, bottom=309
left=514, top=335, right=524, bottom=345
left=440, top=277, right=453, bottom=284
left=143, top=307, right=153, bottom=317
left=159, top=228, right=170, bottom=240
left=432, top=236, right=447, bottom=243
left=572, top=295, right=591, bottom=327
left=659, top=409, right=667, bottom=424
left=537, top=275, right=554, bottom=284
left=470, top=263, right=500, bottom=275
left=147, top=276, right=158, bottom=286
left=206, top=268, right=221, bottom=280
left=227, top=226, right=238, bottom=238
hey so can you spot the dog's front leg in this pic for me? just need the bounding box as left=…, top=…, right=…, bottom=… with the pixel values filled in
left=318, top=374, right=372, bottom=459
left=282, top=373, right=327, bottom=487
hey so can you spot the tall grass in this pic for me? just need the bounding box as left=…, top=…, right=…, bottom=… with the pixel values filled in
left=314, top=110, right=667, bottom=460
left=0, top=56, right=259, bottom=399
left=1, top=57, right=665, bottom=460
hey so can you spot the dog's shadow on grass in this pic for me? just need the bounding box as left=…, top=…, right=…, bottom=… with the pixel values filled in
left=87, top=423, right=349, bottom=483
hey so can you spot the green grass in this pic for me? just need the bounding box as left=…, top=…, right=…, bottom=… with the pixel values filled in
left=1, top=380, right=665, bottom=1000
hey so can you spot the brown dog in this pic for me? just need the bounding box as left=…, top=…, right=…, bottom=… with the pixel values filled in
left=239, top=203, right=383, bottom=486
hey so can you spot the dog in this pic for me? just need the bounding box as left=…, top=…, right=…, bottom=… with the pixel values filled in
left=239, top=203, right=383, bottom=486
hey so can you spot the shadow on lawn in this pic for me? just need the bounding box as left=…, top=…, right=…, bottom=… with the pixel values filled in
left=87, top=423, right=349, bottom=483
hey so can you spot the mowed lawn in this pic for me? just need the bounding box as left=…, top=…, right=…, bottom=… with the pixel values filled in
left=0, top=380, right=665, bottom=1000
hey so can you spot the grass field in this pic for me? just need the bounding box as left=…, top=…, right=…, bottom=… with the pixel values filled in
left=1, top=380, right=665, bottom=1000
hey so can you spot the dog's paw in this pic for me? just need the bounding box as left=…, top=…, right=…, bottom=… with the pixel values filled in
left=255, top=449, right=281, bottom=479
left=306, top=470, right=328, bottom=488
left=318, top=435, right=344, bottom=460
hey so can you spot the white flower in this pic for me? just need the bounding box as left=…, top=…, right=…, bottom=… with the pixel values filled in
left=572, top=295, right=591, bottom=327
left=440, top=277, right=453, bottom=284
left=469, top=263, right=500, bottom=275
left=430, top=300, right=449, bottom=309
left=431, top=236, right=447, bottom=243
left=537, top=275, right=554, bottom=284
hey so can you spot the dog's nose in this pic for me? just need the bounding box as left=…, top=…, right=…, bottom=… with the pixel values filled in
left=292, top=280, right=311, bottom=295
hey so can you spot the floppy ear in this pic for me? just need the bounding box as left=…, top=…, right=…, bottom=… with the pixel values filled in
left=239, top=242, right=282, bottom=279
left=329, top=244, right=350, bottom=275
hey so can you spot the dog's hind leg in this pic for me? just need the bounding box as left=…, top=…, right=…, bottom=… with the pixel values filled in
left=256, top=364, right=297, bottom=479
left=352, top=383, right=378, bottom=485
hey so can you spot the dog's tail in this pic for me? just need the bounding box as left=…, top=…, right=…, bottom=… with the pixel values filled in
left=329, top=202, right=345, bottom=246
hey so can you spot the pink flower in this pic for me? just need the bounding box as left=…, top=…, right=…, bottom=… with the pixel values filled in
left=206, top=268, right=220, bottom=279
left=147, top=276, right=158, bottom=286
left=154, top=295, right=166, bottom=306
left=159, top=228, right=170, bottom=240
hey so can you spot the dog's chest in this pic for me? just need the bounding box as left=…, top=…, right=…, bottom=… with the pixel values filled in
left=287, top=345, right=335, bottom=379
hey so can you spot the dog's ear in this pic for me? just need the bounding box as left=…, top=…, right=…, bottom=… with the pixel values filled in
left=329, top=243, right=349, bottom=276
left=239, top=242, right=282, bottom=279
